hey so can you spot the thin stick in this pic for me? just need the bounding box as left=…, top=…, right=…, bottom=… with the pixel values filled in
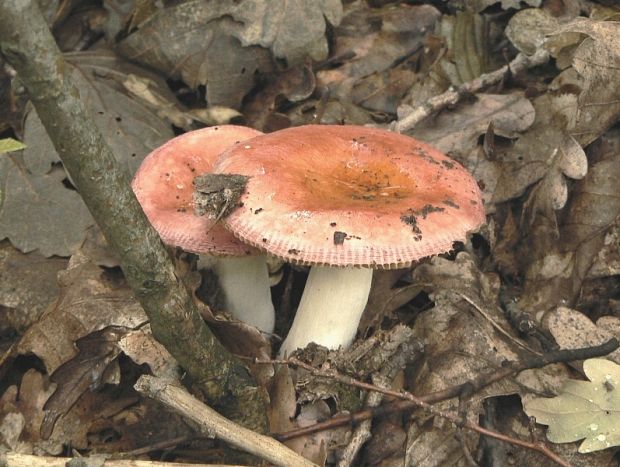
left=391, top=48, right=550, bottom=133
left=1, top=452, right=243, bottom=467
left=134, top=375, right=318, bottom=467
left=266, top=336, right=618, bottom=467
left=271, top=338, right=619, bottom=442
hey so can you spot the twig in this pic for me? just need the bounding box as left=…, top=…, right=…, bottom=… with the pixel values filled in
left=0, top=452, right=244, bottom=466
left=274, top=338, right=619, bottom=438
left=270, top=338, right=618, bottom=467
left=112, top=435, right=194, bottom=458
left=134, top=375, right=318, bottom=467
left=390, top=48, right=550, bottom=133
left=336, top=335, right=416, bottom=467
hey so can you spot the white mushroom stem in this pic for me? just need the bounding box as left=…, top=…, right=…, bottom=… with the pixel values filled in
left=279, top=266, right=373, bottom=356
left=200, top=255, right=275, bottom=333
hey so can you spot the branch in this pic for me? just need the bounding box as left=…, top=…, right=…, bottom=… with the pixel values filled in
left=0, top=0, right=267, bottom=431
left=391, top=48, right=550, bottom=133
left=135, top=375, right=318, bottom=467
left=0, top=452, right=238, bottom=466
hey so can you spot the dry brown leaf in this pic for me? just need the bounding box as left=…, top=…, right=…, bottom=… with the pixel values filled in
left=589, top=215, right=620, bottom=279
left=406, top=253, right=527, bottom=465
left=447, top=0, right=541, bottom=13
left=437, top=12, right=489, bottom=84
left=9, top=253, right=147, bottom=375
left=244, top=63, right=316, bottom=131
left=506, top=8, right=560, bottom=55
left=518, top=127, right=620, bottom=315
left=317, top=3, right=440, bottom=107
left=543, top=307, right=620, bottom=365
left=492, top=93, right=586, bottom=208
left=548, top=18, right=620, bottom=146
left=116, top=1, right=341, bottom=107
left=0, top=241, right=67, bottom=334
left=359, top=269, right=421, bottom=334
left=41, top=327, right=128, bottom=439
left=410, top=92, right=535, bottom=158
left=363, top=420, right=406, bottom=465
left=0, top=370, right=55, bottom=452
left=118, top=325, right=178, bottom=380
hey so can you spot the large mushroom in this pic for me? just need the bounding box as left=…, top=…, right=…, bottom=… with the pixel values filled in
left=131, top=125, right=276, bottom=333
left=212, top=125, right=485, bottom=354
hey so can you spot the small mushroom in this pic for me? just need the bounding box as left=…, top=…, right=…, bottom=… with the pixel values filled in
left=131, top=126, right=276, bottom=333
left=212, top=125, right=485, bottom=354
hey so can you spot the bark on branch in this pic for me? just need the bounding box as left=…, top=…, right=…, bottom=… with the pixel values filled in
left=0, top=0, right=267, bottom=432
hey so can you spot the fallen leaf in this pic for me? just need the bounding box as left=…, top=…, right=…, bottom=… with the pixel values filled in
left=318, top=3, right=440, bottom=108
left=118, top=325, right=178, bottom=380
left=506, top=8, right=560, bottom=55
left=1, top=51, right=176, bottom=257
left=23, top=51, right=176, bottom=177
left=518, top=127, right=620, bottom=314
left=410, top=93, right=535, bottom=158
left=543, top=307, right=620, bottom=365
left=446, top=0, right=541, bottom=13
left=10, top=252, right=147, bottom=375
left=0, top=138, right=25, bottom=154
left=437, top=12, right=489, bottom=84
left=524, top=358, right=620, bottom=453
left=0, top=159, right=93, bottom=257
left=0, top=241, right=67, bottom=332
left=359, top=269, right=421, bottom=334
left=41, top=327, right=127, bottom=439
left=407, top=253, right=525, bottom=464
left=548, top=18, right=620, bottom=146
left=116, top=1, right=339, bottom=107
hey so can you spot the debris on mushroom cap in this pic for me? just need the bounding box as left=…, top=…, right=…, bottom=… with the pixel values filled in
left=131, top=125, right=263, bottom=256
left=213, top=125, right=485, bottom=268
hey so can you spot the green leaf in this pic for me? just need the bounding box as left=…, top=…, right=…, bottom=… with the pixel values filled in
left=524, top=358, right=620, bottom=453
left=0, top=138, right=26, bottom=154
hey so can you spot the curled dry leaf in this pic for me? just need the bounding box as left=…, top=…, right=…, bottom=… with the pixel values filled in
left=359, top=269, right=421, bottom=334
left=436, top=12, right=489, bottom=84
left=492, top=94, right=587, bottom=209
left=8, top=253, right=147, bottom=375
left=41, top=327, right=127, bottom=440
left=494, top=16, right=620, bottom=210
left=410, top=93, right=536, bottom=157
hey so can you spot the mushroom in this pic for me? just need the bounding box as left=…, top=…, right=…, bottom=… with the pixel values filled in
left=131, top=125, right=276, bottom=333
left=212, top=125, right=485, bottom=354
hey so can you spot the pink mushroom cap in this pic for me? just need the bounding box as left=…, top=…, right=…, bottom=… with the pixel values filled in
left=213, top=125, right=485, bottom=268
left=132, top=125, right=263, bottom=256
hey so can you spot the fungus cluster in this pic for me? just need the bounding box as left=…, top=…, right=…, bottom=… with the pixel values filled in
left=133, top=124, right=485, bottom=355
